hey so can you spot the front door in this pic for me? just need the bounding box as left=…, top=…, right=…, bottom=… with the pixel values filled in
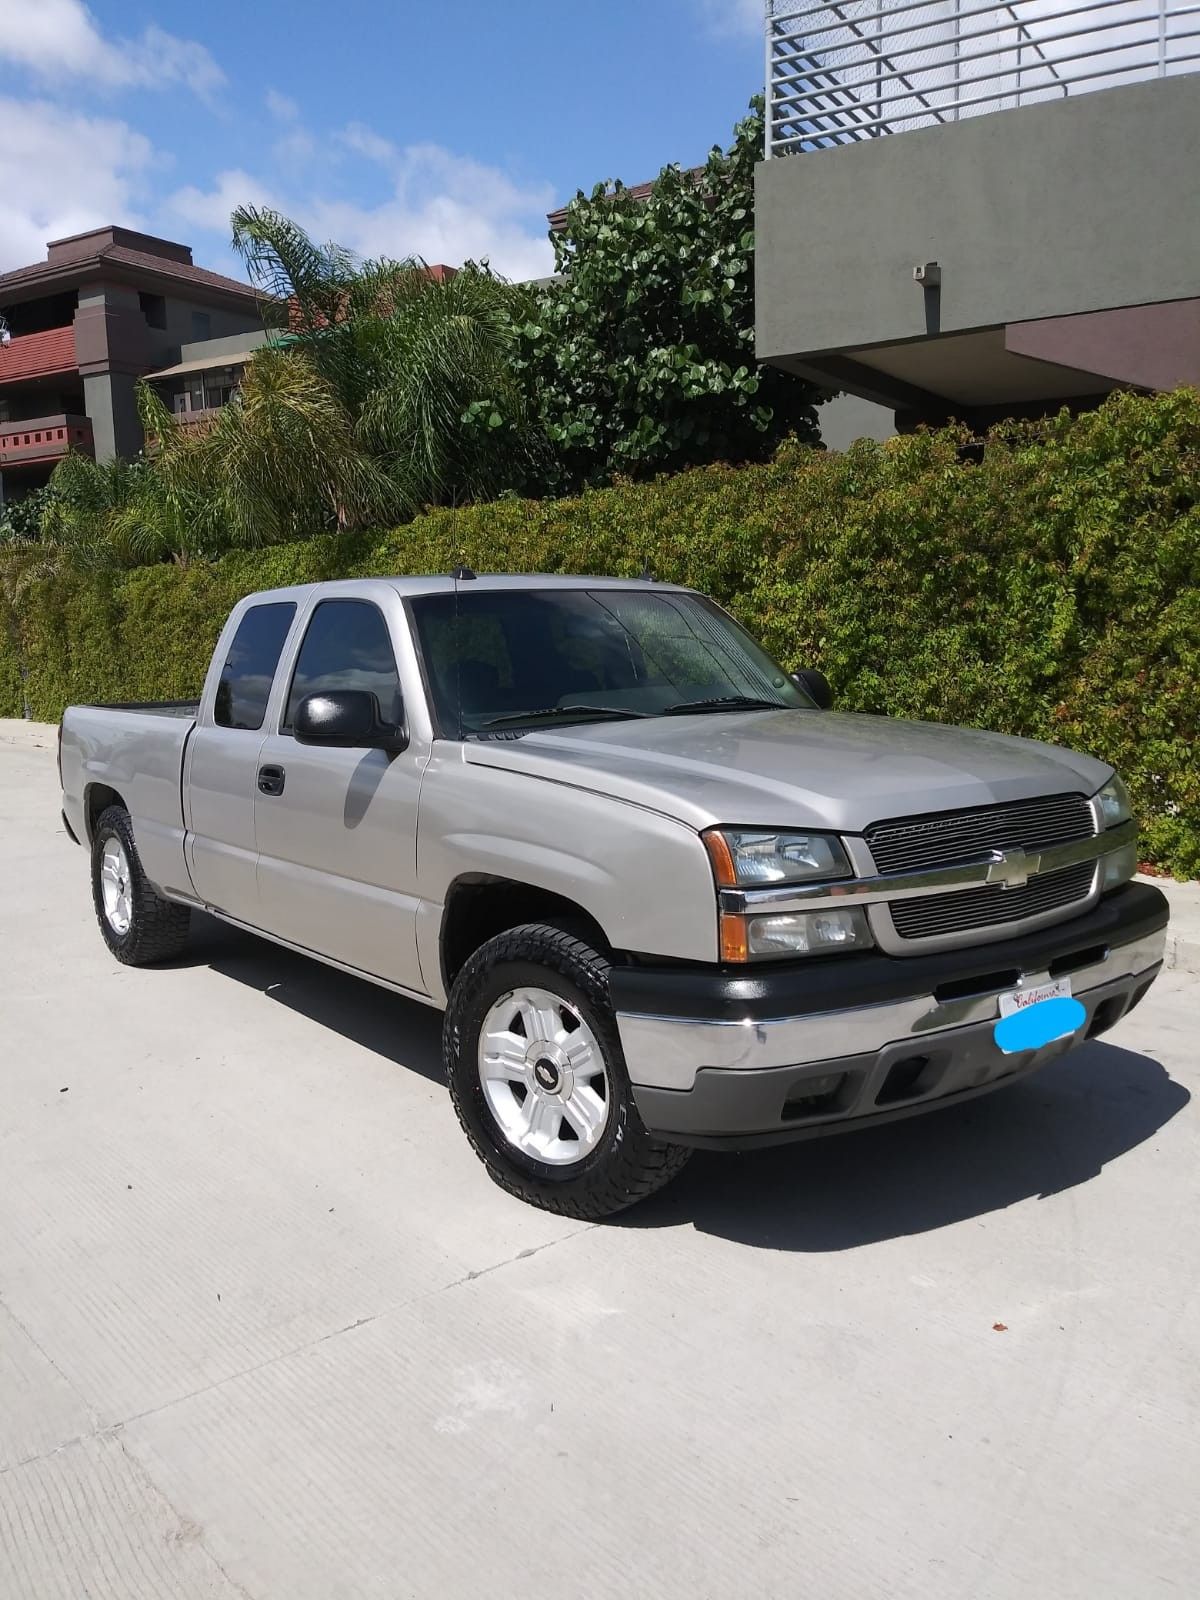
left=252, top=597, right=427, bottom=994
left=185, top=599, right=298, bottom=922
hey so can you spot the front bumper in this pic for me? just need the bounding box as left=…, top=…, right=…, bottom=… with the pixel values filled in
left=613, top=883, right=1168, bottom=1149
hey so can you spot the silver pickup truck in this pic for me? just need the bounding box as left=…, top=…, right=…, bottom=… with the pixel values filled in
left=60, top=574, right=1169, bottom=1217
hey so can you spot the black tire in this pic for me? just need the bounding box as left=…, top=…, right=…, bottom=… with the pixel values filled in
left=444, top=923, right=691, bottom=1219
left=91, top=805, right=191, bottom=966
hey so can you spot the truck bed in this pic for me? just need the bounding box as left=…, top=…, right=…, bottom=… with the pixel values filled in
left=60, top=701, right=198, bottom=901
left=80, top=700, right=201, bottom=719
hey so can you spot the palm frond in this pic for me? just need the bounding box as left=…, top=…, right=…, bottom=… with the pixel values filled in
left=230, top=206, right=356, bottom=332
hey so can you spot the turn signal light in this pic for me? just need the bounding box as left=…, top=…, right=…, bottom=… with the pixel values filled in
left=719, top=913, right=749, bottom=963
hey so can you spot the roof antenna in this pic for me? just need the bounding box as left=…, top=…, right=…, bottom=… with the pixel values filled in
left=640, top=559, right=655, bottom=583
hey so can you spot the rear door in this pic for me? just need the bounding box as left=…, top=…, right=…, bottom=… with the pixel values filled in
left=184, top=599, right=298, bottom=922
left=252, top=593, right=429, bottom=993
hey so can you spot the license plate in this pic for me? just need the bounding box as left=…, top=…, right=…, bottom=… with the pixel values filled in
left=999, top=977, right=1072, bottom=1017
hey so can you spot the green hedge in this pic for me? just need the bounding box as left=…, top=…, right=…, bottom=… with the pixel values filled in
left=2, top=387, right=1197, bottom=876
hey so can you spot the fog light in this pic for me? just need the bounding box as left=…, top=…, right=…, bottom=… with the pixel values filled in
left=746, top=906, right=872, bottom=957
left=1101, top=841, right=1137, bottom=891
left=787, top=1072, right=843, bottom=1100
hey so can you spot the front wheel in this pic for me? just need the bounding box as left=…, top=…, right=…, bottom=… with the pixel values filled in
left=444, top=924, right=691, bottom=1219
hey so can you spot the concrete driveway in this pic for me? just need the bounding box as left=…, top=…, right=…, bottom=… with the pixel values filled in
left=1, top=722, right=1197, bottom=1599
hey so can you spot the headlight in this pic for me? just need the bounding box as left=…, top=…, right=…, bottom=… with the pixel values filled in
left=704, top=828, right=851, bottom=886
left=746, top=908, right=872, bottom=958
left=1095, top=775, right=1132, bottom=829
left=704, top=827, right=871, bottom=961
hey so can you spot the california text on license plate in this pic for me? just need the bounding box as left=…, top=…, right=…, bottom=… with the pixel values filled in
left=998, top=977, right=1073, bottom=1017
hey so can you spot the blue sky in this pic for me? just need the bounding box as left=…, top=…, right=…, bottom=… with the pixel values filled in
left=0, top=0, right=763, bottom=280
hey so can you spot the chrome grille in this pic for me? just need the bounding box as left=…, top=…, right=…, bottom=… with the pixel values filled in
left=866, top=792, right=1094, bottom=875
left=890, top=862, right=1096, bottom=941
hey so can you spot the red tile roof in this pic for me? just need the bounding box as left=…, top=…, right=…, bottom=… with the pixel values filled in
left=0, top=325, right=77, bottom=382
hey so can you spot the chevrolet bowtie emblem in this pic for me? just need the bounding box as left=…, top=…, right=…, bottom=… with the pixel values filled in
left=986, top=847, right=1040, bottom=890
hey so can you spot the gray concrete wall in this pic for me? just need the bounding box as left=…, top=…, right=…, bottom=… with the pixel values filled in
left=756, top=76, right=1200, bottom=362
left=83, top=372, right=142, bottom=463
left=157, top=296, right=262, bottom=368
left=819, top=393, right=895, bottom=451
left=176, top=328, right=272, bottom=365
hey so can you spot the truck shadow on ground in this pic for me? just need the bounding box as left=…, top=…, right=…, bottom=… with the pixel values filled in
left=622, top=1041, right=1190, bottom=1251
left=181, top=913, right=447, bottom=1084
left=181, top=914, right=1189, bottom=1252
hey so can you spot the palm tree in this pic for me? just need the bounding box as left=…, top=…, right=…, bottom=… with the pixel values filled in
left=230, top=207, right=547, bottom=512
left=38, top=451, right=180, bottom=569
left=185, top=347, right=395, bottom=543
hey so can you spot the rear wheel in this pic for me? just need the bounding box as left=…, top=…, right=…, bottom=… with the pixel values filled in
left=444, top=923, right=691, bottom=1218
left=91, top=805, right=191, bottom=965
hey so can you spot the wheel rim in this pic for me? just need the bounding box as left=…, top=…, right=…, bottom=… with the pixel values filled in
left=478, top=986, right=611, bottom=1167
left=99, top=836, right=133, bottom=936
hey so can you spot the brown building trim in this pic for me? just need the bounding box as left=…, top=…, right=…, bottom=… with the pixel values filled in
left=1005, top=298, right=1200, bottom=392
left=0, top=230, right=257, bottom=311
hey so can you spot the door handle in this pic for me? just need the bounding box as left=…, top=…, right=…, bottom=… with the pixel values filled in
left=257, top=764, right=286, bottom=796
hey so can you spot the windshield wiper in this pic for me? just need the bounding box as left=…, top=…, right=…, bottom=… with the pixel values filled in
left=482, top=705, right=651, bottom=729
left=660, top=695, right=790, bottom=716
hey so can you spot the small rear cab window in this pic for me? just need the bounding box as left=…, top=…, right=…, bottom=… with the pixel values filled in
left=214, top=602, right=296, bottom=730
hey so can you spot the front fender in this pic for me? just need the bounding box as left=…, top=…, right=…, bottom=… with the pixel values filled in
left=415, top=752, right=719, bottom=1003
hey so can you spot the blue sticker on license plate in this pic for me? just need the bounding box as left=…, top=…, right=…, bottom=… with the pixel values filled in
left=993, top=996, right=1087, bottom=1055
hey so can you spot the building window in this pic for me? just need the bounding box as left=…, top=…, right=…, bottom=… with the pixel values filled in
left=203, top=367, right=238, bottom=410
left=191, top=310, right=212, bottom=341
left=139, top=292, right=167, bottom=330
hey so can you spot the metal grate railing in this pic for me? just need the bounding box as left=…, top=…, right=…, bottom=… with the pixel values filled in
left=766, top=0, right=1200, bottom=153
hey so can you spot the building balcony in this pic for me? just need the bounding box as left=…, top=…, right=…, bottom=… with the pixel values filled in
left=766, top=0, right=1200, bottom=155
left=758, top=3, right=1200, bottom=423
left=0, top=414, right=93, bottom=469
left=0, top=326, right=78, bottom=386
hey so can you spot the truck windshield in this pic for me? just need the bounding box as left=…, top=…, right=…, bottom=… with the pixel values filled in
left=409, top=588, right=814, bottom=736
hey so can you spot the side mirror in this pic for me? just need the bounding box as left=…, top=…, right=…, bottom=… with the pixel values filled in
left=294, top=690, right=408, bottom=752
left=792, top=668, right=833, bottom=710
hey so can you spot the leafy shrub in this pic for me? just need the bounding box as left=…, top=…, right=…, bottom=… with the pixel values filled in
left=2, top=388, right=1197, bottom=876
left=517, top=97, right=822, bottom=489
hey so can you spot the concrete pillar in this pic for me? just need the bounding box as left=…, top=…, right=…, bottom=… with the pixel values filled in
left=83, top=371, right=143, bottom=463
left=74, top=282, right=151, bottom=463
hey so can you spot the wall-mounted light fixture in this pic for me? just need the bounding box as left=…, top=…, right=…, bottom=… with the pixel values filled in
left=913, top=262, right=941, bottom=289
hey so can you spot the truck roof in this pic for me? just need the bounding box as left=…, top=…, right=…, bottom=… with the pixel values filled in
left=240, top=574, right=693, bottom=605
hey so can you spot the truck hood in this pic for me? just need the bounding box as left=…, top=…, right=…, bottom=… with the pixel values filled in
left=463, top=709, right=1111, bottom=834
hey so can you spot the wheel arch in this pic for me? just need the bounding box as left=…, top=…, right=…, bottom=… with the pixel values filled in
left=85, top=783, right=129, bottom=842
left=440, top=874, right=614, bottom=993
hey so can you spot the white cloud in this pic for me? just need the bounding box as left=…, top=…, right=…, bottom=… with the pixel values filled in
left=0, top=96, right=155, bottom=269
left=169, top=170, right=277, bottom=234
left=274, top=130, right=318, bottom=166
left=339, top=122, right=398, bottom=166
left=700, top=0, right=763, bottom=36
left=0, top=0, right=225, bottom=99
left=263, top=91, right=317, bottom=165
left=167, top=133, right=557, bottom=282
left=265, top=88, right=300, bottom=122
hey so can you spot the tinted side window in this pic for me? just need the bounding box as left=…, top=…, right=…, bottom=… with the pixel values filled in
left=284, top=601, right=403, bottom=730
left=213, top=603, right=296, bottom=730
